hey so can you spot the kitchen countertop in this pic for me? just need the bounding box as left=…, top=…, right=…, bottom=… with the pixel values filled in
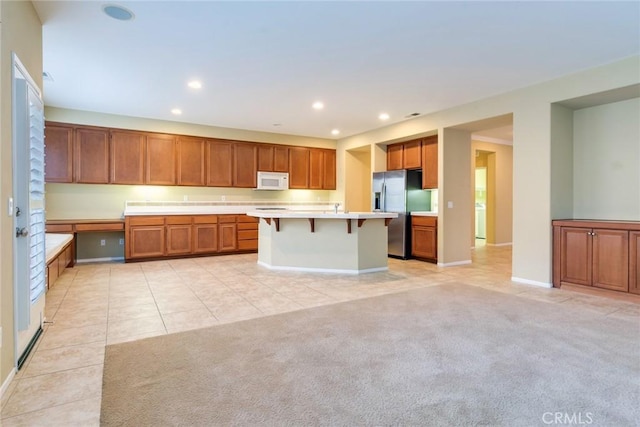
left=411, top=211, right=438, bottom=217
left=247, top=211, right=398, bottom=220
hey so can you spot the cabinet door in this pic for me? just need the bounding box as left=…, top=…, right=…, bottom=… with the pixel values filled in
left=387, top=143, right=403, bottom=171
left=129, top=226, right=165, bottom=259
left=207, top=140, right=233, bottom=187
left=273, top=146, right=289, bottom=172
left=560, top=227, right=592, bottom=287
left=166, top=225, right=192, bottom=255
left=110, top=130, right=145, bottom=184
left=412, top=226, right=437, bottom=260
left=44, top=123, right=74, bottom=183
left=323, top=149, right=336, bottom=190
left=75, top=127, right=110, bottom=183
left=233, top=142, right=257, bottom=188
left=193, top=224, right=218, bottom=253
left=146, top=134, right=176, bottom=185
left=403, top=140, right=422, bottom=169
left=177, top=137, right=206, bottom=186
left=309, top=148, right=324, bottom=189
left=219, top=223, right=238, bottom=252
left=257, top=144, right=274, bottom=172
left=422, top=136, right=438, bottom=189
left=630, top=231, right=640, bottom=295
left=289, top=147, right=310, bottom=189
left=592, top=229, right=629, bottom=292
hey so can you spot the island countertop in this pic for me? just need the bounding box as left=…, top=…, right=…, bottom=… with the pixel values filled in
left=247, top=211, right=398, bottom=220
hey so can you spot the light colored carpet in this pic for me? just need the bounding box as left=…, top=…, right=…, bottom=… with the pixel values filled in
left=101, top=283, right=639, bottom=426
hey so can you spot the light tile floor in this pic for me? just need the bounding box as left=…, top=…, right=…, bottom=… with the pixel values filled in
left=1, top=246, right=638, bottom=425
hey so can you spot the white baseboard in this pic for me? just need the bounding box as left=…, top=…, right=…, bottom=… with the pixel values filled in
left=437, top=260, right=472, bottom=267
left=487, top=242, right=513, bottom=247
left=256, top=261, right=387, bottom=275
left=76, top=256, right=124, bottom=264
left=511, top=276, right=552, bottom=288
left=0, top=367, right=17, bottom=401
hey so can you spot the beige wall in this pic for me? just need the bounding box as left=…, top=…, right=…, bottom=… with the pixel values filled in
left=1, top=0, right=42, bottom=390
left=344, top=147, right=371, bottom=212
left=550, top=104, right=574, bottom=219
left=338, top=56, right=640, bottom=286
left=573, top=98, right=640, bottom=220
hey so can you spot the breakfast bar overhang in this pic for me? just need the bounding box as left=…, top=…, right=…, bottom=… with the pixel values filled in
left=246, top=211, right=398, bottom=274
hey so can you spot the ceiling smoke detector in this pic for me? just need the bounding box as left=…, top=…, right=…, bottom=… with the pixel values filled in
left=42, top=71, right=54, bottom=82
left=102, top=4, right=135, bottom=21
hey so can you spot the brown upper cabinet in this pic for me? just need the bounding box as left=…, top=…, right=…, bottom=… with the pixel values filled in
left=75, top=126, right=110, bottom=184
left=257, top=144, right=289, bottom=173
left=387, top=139, right=421, bottom=171
left=309, top=148, right=336, bottom=190
left=45, top=121, right=335, bottom=190
left=177, top=137, right=206, bottom=186
left=146, top=133, right=176, bottom=185
left=44, top=123, right=74, bottom=183
left=403, top=140, right=422, bottom=169
left=207, top=139, right=233, bottom=187
left=387, top=143, right=403, bottom=170
left=110, top=130, right=145, bottom=185
left=422, top=136, right=438, bottom=189
left=233, top=142, right=258, bottom=188
left=289, top=147, right=310, bottom=189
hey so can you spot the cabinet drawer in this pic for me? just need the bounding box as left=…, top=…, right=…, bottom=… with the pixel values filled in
left=193, top=215, right=217, bottom=224
left=237, top=223, right=258, bottom=230
left=46, top=224, right=74, bottom=233
left=412, top=216, right=437, bottom=227
left=238, top=230, right=258, bottom=240
left=128, top=216, right=165, bottom=226
left=166, top=216, right=192, bottom=225
left=238, top=239, right=258, bottom=250
left=218, top=215, right=236, bottom=223
left=237, top=215, right=259, bottom=223
left=75, top=222, right=124, bottom=232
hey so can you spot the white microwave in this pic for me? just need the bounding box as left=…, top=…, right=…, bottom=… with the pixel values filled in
left=256, top=171, right=289, bottom=190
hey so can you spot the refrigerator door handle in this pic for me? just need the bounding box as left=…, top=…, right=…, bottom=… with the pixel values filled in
left=381, top=182, right=386, bottom=212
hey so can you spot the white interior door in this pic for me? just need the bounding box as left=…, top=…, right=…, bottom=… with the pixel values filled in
left=12, top=54, right=46, bottom=369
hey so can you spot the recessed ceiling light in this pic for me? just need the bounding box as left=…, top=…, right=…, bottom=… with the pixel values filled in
left=379, top=113, right=390, bottom=121
left=171, top=108, right=182, bottom=115
left=312, top=101, right=324, bottom=110
left=187, top=80, right=202, bottom=89
left=102, top=4, right=135, bottom=21
left=331, top=129, right=340, bottom=136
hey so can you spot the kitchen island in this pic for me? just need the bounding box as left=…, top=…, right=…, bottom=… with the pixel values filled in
left=247, top=211, right=398, bottom=274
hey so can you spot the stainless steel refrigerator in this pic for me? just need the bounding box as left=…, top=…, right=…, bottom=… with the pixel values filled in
left=372, top=169, right=430, bottom=258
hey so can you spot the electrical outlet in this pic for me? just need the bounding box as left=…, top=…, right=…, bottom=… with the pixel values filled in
left=221, top=195, right=226, bottom=201
left=119, top=238, right=124, bottom=245
left=100, top=239, right=106, bottom=246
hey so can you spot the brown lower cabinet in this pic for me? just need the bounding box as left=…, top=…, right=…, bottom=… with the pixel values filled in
left=552, top=219, right=640, bottom=296
left=411, top=216, right=437, bottom=262
left=125, top=214, right=257, bottom=261
left=46, top=242, right=74, bottom=289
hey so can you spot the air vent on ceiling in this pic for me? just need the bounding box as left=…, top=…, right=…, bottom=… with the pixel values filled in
left=42, top=72, right=54, bottom=82
left=404, top=112, right=420, bottom=118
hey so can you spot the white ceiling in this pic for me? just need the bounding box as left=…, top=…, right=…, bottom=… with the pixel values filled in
left=33, top=1, right=640, bottom=140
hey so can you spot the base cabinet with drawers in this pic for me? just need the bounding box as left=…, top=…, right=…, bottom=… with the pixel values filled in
left=125, top=214, right=257, bottom=261
left=411, top=215, right=437, bottom=262
left=552, top=220, right=640, bottom=296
